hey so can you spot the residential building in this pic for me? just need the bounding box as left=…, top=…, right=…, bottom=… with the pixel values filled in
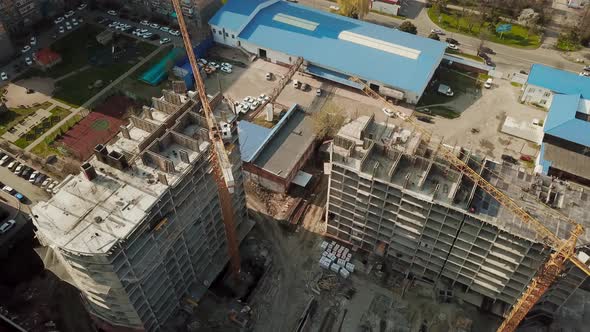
left=32, top=91, right=252, bottom=332
left=326, top=115, right=590, bottom=321
left=238, top=104, right=317, bottom=193
left=519, top=64, right=590, bottom=185
left=209, top=0, right=446, bottom=104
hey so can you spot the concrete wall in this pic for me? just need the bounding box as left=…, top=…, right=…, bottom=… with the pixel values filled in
left=210, top=24, right=239, bottom=47
left=520, top=83, right=553, bottom=108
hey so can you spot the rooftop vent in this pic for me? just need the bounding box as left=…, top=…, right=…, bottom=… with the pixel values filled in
left=81, top=162, right=97, bottom=181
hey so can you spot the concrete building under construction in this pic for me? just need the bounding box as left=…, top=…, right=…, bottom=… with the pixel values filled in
left=325, top=115, right=590, bottom=320
left=32, top=91, right=252, bottom=332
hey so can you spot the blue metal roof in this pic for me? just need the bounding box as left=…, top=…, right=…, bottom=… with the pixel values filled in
left=527, top=64, right=590, bottom=99
left=544, top=93, right=590, bottom=146
left=212, top=0, right=446, bottom=96
left=238, top=121, right=272, bottom=162
left=209, top=0, right=269, bottom=32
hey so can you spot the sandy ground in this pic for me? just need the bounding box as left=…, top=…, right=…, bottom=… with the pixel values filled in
left=4, top=78, right=55, bottom=108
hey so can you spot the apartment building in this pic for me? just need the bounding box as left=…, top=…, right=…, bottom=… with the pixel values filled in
left=326, top=115, right=590, bottom=321
left=32, top=91, right=252, bottom=332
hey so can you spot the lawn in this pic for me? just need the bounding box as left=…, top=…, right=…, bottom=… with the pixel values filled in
left=446, top=49, right=484, bottom=62
left=0, top=101, right=53, bottom=136
left=31, top=114, right=83, bottom=157
left=13, top=106, right=72, bottom=149
left=427, top=7, right=541, bottom=49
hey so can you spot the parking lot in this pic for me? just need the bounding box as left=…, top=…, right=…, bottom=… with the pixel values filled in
left=203, top=46, right=404, bottom=122
left=0, top=151, right=56, bottom=204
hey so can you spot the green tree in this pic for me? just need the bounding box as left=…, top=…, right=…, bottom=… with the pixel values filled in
left=312, top=103, right=347, bottom=140
left=428, top=32, right=440, bottom=40
left=337, top=0, right=370, bottom=19
left=399, top=21, right=418, bottom=35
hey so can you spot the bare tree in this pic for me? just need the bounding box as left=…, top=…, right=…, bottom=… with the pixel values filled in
left=312, top=102, right=347, bottom=140
left=337, top=0, right=370, bottom=19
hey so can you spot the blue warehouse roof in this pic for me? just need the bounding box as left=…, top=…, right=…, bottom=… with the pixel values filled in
left=210, top=0, right=447, bottom=96
left=527, top=64, right=590, bottom=99
left=544, top=94, right=590, bottom=147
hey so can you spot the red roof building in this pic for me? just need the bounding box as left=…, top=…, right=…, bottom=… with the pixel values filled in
left=33, top=48, right=62, bottom=70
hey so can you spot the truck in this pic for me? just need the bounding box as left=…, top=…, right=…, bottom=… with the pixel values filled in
left=437, top=84, right=454, bottom=97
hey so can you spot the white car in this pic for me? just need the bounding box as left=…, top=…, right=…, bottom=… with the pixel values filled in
left=329, top=5, right=340, bottom=11
left=0, top=155, right=9, bottom=166
left=30, top=36, right=37, bottom=45
left=484, top=78, right=493, bottom=88
left=54, top=16, right=64, bottom=24
left=41, top=179, right=51, bottom=188
left=29, top=171, right=39, bottom=182
left=221, top=62, right=232, bottom=69
left=21, top=45, right=31, bottom=53
left=169, top=30, right=180, bottom=36
left=140, top=20, right=149, bottom=26
left=220, top=66, right=232, bottom=74
left=209, top=62, right=219, bottom=69
left=66, top=23, right=72, bottom=30
left=107, top=10, right=118, bottom=16
left=25, top=57, right=32, bottom=65
left=447, top=43, right=459, bottom=50
left=160, top=26, right=170, bottom=32
left=46, top=182, right=56, bottom=193
left=199, top=58, right=208, bottom=65
left=142, top=33, right=153, bottom=39
left=58, top=26, right=65, bottom=33
left=250, top=100, right=260, bottom=110
left=383, top=108, right=395, bottom=117
left=160, top=38, right=171, bottom=45
left=72, top=19, right=79, bottom=26
left=78, top=3, right=87, bottom=10
left=150, top=23, right=160, bottom=29
left=431, top=28, right=444, bottom=35
left=580, top=71, right=590, bottom=77
left=1, top=72, right=7, bottom=81
left=64, top=10, right=75, bottom=18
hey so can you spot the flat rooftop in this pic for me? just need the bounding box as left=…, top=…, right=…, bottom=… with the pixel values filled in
left=32, top=91, right=215, bottom=255
left=238, top=105, right=316, bottom=178
left=331, top=116, right=590, bottom=247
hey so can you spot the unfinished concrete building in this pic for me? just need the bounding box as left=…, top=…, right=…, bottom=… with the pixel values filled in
left=32, top=91, right=252, bottom=332
left=326, top=115, right=590, bottom=321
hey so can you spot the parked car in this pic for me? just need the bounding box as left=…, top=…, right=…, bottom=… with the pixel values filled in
left=34, top=174, right=46, bottom=186
left=30, top=36, right=37, bottom=45
left=159, top=37, right=171, bottom=45
left=250, top=100, right=260, bottom=110
left=447, top=43, right=459, bottom=50
left=2, top=185, right=15, bottom=194
left=220, top=66, right=232, bottom=74
left=64, top=10, right=75, bottom=18
left=7, top=161, right=17, bottom=170
left=21, top=45, right=31, bottom=53
left=580, top=71, right=590, bottom=77
left=382, top=108, right=395, bottom=117
left=0, top=220, right=16, bottom=234
left=502, top=154, right=518, bottom=164
left=14, top=165, right=23, bottom=175
left=107, top=10, right=118, bottom=16
left=21, top=167, right=32, bottom=179
left=0, top=155, right=9, bottom=166
left=519, top=70, right=528, bottom=75
left=484, top=78, right=493, bottom=89
left=431, top=28, right=444, bottom=35
left=160, top=26, right=170, bottom=33
left=54, top=16, right=64, bottom=24
left=437, top=84, right=454, bottom=97
left=58, top=26, right=65, bottom=33
left=29, top=171, right=40, bottom=183
left=479, top=46, right=495, bottom=54
left=78, top=3, right=87, bottom=10
left=150, top=23, right=160, bottom=29
left=266, top=72, right=273, bottom=80
left=41, top=179, right=51, bottom=188
left=316, top=88, right=322, bottom=96
left=140, top=20, right=149, bottom=26
left=445, top=38, right=459, bottom=45
left=25, top=57, right=32, bottom=65
left=1, top=72, right=7, bottom=81
left=301, top=83, right=309, bottom=91
left=293, top=79, right=300, bottom=89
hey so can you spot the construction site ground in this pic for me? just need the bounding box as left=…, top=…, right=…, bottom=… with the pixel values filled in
left=203, top=46, right=545, bottom=165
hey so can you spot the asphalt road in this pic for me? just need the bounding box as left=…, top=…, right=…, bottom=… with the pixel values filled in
left=298, top=0, right=587, bottom=74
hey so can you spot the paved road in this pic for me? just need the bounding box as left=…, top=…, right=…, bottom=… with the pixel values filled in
left=298, top=0, right=587, bottom=74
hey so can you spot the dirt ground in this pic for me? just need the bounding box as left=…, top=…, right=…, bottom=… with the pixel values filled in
left=4, top=78, right=55, bottom=108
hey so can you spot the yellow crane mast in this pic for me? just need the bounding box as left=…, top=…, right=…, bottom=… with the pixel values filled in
left=349, top=76, right=590, bottom=332
left=170, top=0, right=241, bottom=282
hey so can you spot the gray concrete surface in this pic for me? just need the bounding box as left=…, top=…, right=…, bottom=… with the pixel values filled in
left=0, top=164, right=49, bottom=204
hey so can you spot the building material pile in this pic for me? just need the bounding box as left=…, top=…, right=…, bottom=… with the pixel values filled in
left=319, top=241, right=355, bottom=278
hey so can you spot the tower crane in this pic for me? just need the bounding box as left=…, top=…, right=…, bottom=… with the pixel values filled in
left=170, top=0, right=241, bottom=282
left=349, top=77, right=590, bottom=332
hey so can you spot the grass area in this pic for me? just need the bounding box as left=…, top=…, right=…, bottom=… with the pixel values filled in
left=427, top=7, right=541, bottom=49
left=446, top=49, right=484, bottom=62
left=511, top=82, right=523, bottom=87
left=13, top=107, right=72, bottom=149
left=370, top=10, right=406, bottom=20
left=30, top=114, right=83, bottom=157
left=0, top=101, right=53, bottom=136
left=556, top=35, right=582, bottom=52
